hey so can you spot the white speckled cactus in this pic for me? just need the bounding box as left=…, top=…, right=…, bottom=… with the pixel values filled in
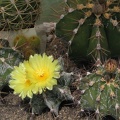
left=0, top=41, right=23, bottom=90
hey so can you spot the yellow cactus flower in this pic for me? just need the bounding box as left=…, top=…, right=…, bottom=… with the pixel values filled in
left=9, top=63, right=35, bottom=99
left=9, top=54, right=61, bottom=99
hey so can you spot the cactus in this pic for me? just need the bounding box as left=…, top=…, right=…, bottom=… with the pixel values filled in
left=0, top=42, right=23, bottom=90
left=30, top=61, right=74, bottom=116
left=56, top=0, right=120, bottom=62
left=31, top=73, right=74, bottom=116
left=13, top=35, right=27, bottom=49
left=13, top=35, right=40, bottom=59
left=28, top=35, right=40, bottom=51
left=38, top=0, right=66, bottom=24
left=9, top=53, right=74, bottom=116
left=0, top=0, right=41, bottom=31
left=80, top=59, right=120, bottom=119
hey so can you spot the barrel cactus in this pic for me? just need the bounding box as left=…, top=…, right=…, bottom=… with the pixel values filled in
left=0, top=41, right=23, bottom=90
left=80, top=59, right=120, bottom=119
left=56, top=0, right=120, bottom=62
left=0, top=0, right=41, bottom=31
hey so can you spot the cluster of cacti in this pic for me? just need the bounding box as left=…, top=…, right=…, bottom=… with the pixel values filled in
left=1, top=0, right=120, bottom=119
left=80, top=59, right=120, bottom=119
left=0, top=0, right=41, bottom=31
left=56, top=0, right=120, bottom=62
left=0, top=39, right=23, bottom=90
left=13, top=35, right=40, bottom=59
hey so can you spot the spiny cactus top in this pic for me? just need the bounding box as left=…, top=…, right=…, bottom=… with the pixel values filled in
left=56, top=0, right=120, bottom=62
left=0, top=0, right=41, bottom=31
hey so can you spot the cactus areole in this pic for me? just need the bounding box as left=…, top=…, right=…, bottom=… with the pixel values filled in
left=56, top=0, right=120, bottom=62
left=0, top=0, right=41, bottom=31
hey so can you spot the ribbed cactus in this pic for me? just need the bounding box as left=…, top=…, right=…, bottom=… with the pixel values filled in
left=0, top=41, right=23, bottom=90
left=56, top=0, right=120, bottom=62
left=80, top=59, right=120, bottom=119
left=0, top=0, right=41, bottom=31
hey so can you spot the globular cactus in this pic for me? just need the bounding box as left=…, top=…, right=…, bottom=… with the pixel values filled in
left=56, top=0, right=120, bottom=62
left=0, top=0, right=41, bottom=31
left=31, top=71, right=74, bottom=116
left=13, top=35, right=28, bottom=49
left=80, top=59, right=120, bottom=119
left=13, top=35, right=40, bottom=59
left=31, top=58, right=74, bottom=116
left=28, top=35, right=40, bottom=51
left=0, top=41, right=23, bottom=90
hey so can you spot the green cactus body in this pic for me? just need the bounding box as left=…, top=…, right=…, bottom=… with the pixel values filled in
left=56, top=0, right=120, bottom=62
left=13, top=35, right=27, bottom=49
left=80, top=60, right=120, bottom=119
left=31, top=70, right=74, bottom=116
left=38, top=0, right=66, bottom=23
left=28, top=35, right=40, bottom=50
left=0, top=47, right=23, bottom=90
left=0, top=0, right=41, bottom=31
left=87, top=25, right=110, bottom=61
left=13, top=35, right=40, bottom=59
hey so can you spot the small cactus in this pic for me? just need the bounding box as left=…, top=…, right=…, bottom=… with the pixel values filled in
left=80, top=59, right=120, bottom=119
left=30, top=59, right=74, bottom=116
left=13, top=35, right=27, bottom=49
left=56, top=0, right=120, bottom=62
left=28, top=35, right=40, bottom=51
left=13, top=35, right=40, bottom=59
